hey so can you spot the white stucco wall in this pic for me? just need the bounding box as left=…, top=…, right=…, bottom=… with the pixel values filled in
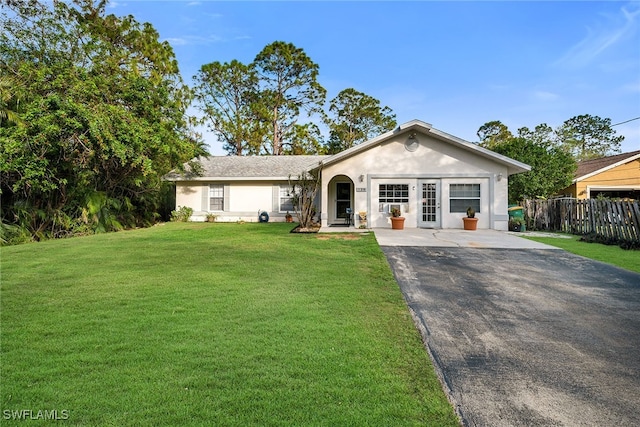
left=228, top=182, right=273, bottom=213
left=175, top=181, right=203, bottom=213
left=320, top=130, right=511, bottom=230
left=174, top=180, right=292, bottom=222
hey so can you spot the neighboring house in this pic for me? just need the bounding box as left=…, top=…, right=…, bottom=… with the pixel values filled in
left=165, top=120, right=531, bottom=230
left=559, top=150, right=640, bottom=200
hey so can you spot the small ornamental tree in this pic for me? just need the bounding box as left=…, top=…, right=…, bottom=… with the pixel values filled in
left=288, top=168, right=321, bottom=230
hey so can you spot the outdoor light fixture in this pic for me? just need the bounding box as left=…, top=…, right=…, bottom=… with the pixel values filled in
left=497, top=173, right=503, bottom=181
left=359, top=174, right=364, bottom=182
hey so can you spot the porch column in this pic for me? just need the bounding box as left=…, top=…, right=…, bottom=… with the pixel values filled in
left=320, top=176, right=329, bottom=228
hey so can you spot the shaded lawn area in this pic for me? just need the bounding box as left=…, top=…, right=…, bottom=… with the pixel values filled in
left=0, top=223, right=459, bottom=426
left=522, top=233, right=640, bottom=273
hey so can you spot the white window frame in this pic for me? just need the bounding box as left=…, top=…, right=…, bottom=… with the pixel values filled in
left=279, top=185, right=295, bottom=213
left=209, top=184, right=224, bottom=211
left=449, top=183, right=481, bottom=213
left=379, top=184, right=409, bottom=203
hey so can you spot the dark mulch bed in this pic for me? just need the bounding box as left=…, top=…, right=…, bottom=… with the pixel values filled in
left=290, top=224, right=321, bottom=233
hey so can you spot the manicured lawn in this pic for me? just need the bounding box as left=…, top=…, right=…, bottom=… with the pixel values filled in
left=523, top=233, right=640, bottom=273
left=0, top=223, right=459, bottom=426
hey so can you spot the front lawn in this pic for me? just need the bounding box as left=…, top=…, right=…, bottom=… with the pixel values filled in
left=0, top=223, right=459, bottom=426
left=523, top=233, right=640, bottom=273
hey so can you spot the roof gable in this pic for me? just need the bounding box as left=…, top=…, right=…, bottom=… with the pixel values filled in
left=166, top=120, right=532, bottom=181
left=575, top=150, right=640, bottom=181
left=320, top=119, right=531, bottom=175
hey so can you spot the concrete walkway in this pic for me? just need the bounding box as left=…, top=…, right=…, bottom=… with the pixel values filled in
left=373, top=228, right=562, bottom=249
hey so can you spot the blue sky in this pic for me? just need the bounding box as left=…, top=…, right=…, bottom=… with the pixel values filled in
left=107, top=1, right=640, bottom=155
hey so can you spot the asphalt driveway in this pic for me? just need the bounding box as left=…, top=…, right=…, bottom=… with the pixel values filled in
left=381, top=242, right=640, bottom=426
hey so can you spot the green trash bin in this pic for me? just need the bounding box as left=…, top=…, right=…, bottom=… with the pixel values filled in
left=508, top=205, right=525, bottom=231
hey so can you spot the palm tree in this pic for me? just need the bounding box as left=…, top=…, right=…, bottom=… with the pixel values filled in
left=0, top=75, right=22, bottom=126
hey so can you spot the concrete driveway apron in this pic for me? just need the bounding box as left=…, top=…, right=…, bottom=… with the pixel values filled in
left=376, top=229, right=640, bottom=427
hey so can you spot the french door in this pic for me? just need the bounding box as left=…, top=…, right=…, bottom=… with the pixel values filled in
left=418, top=180, right=440, bottom=228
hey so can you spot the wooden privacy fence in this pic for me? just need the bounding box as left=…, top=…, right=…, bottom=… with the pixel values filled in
left=521, top=198, right=640, bottom=244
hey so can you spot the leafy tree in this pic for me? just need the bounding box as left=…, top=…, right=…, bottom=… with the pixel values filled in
left=0, top=75, right=23, bottom=127
left=253, top=41, right=326, bottom=155
left=0, top=0, right=205, bottom=242
left=555, top=114, right=623, bottom=161
left=192, top=60, right=265, bottom=156
left=288, top=168, right=321, bottom=230
left=490, top=137, right=576, bottom=203
left=283, top=123, right=325, bottom=155
left=324, top=88, right=396, bottom=154
left=517, top=123, right=554, bottom=148
left=477, top=120, right=577, bottom=202
left=477, top=120, right=513, bottom=149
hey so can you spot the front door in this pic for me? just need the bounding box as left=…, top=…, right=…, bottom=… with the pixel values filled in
left=335, top=182, right=351, bottom=222
left=418, top=179, right=440, bottom=228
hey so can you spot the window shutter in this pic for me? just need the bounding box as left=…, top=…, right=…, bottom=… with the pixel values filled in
left=202, top=184, right=209, bottom=212
left=223, top=184, right=230, bottom=212
left=272, top=185, right=279, bottom=212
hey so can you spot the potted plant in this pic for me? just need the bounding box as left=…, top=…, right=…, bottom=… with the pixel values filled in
left=205, top=213, right=217, bottom=223
left=285, top=211, right=293, bottom=223
left=358, top=211, right=367, bottom=229
left=462, top=207, right=478, bottom=231
left=390, top=207, right=405, bottom=230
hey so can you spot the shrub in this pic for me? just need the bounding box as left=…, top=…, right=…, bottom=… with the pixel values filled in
left=170, top=206, right=193, bottom=222
left=0, top=222, right=33, bottom=246
left=579, top=232, right=640, bottom=250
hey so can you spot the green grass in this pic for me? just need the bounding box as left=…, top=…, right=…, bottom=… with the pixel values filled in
left=523, top=233, right=640, bottom=273
left=0, top=223, right=459, bottom=426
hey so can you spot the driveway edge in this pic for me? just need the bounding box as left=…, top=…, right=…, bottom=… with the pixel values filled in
left=406, top=304, right=467, bottom=427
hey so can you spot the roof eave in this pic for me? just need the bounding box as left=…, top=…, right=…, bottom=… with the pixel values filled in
left=321, top=120, right=435, bottom=167
left=320, top=119, right=531, bottom=174
left=166, top=176, right=296, bottom=182
left=426, top=127, right=531, bottom=175
left=574, top=152, right=640, bottom=182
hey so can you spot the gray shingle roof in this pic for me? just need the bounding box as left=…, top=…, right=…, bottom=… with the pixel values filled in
left=166, top=155, right=328, bottom=180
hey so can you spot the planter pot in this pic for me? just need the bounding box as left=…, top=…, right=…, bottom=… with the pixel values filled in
left=285, top=216, right=293, bottom=223
left=462, top=217, right=478, bottom=231
left=391, top=216, right=405, bottom=230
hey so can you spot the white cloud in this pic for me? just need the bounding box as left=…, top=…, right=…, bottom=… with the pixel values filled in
left=164, top=37, right=188, bottom=46
left=533, top=90, right=560, bottom=101
left=621, top=81, right=640, bottom=93
left=554, top=3, right=640, bottom=68
left=163, top=34, right=224, bottom=47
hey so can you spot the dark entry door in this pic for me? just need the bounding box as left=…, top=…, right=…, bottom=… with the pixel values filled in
left=336, top=182, right=351, bottom=220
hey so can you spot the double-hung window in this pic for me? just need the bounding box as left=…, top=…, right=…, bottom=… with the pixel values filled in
left=279, top=186, right=295, bottom=212
left=449, top=184, right=480, bottom=213
left=209, top=184, right=224, bottom=211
